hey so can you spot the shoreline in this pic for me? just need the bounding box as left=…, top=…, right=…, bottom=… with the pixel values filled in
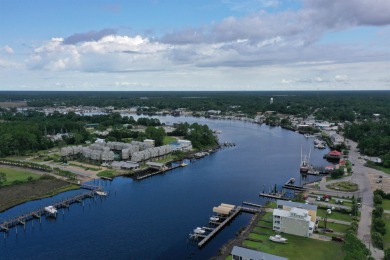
left=0, top=179, right=80, bottom=213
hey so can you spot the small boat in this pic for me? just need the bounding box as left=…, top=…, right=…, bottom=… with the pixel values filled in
left=44, top=206, right=58, bottom=215
left=180, top=162, right=188, bottom=167
left=315, top=143, right=326, bottom=149
left=193, top=227, right=206, bottom=234
left=210, top=216, right=219, bottom=222
left=269, top=234, right=288, bottom=243
left=95, top=190, right=107, bottom=196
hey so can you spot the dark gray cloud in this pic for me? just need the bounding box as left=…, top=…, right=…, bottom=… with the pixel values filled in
left=63, top=28, right=117, bottom=45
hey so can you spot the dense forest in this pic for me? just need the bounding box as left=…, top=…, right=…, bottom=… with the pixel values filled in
left=1, top=91, right=390, bottom=120
left=0, top=91, right=389, bottom=164
left=0, top=110, right=162, bottom=157
left=344, top=120, right=390, bottom=167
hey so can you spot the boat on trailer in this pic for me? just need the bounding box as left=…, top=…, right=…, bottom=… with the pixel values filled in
left=269, top=234, right=288, bottom=243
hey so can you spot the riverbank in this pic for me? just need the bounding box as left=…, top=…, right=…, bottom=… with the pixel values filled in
left=0, top=179, right=79, bottom=212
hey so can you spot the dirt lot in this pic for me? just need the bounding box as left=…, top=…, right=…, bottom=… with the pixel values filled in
left=368, top=172, right=390, bottom=193
left=0, top=179, right=78, bottom=212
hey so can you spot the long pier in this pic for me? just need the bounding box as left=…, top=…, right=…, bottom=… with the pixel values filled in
left=0, top=187, right=103, bottom=233
left=197, top=206, right=261, bottom=248
left=136, top=165, right=182, bottom=180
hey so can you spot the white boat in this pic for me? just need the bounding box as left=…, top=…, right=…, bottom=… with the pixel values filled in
left=315, top=143, right=326, bottom=149
left=193, top=227, right=206, bottom=234
left=180, top=162, right=188, bottom=167
left=269, top=234, right=288, bottom=243
left=210, top=216, right=219, bottom=222
left=95, top=190, right=107, bottom=196
left=44, top=206, right=58, bottom=215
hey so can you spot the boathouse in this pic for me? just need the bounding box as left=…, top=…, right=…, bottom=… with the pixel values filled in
left=146, top=162, right=165, bottom=170
left=231, top=246, right=287, bottom=260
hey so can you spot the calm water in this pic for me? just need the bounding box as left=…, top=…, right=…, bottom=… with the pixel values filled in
left=0, top=117, right=329, bottom=259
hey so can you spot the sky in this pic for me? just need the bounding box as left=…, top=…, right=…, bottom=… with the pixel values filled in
left=1, top=0, right=390, bottom=91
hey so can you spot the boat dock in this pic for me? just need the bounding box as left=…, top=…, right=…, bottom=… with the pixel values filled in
left=0, top=187, right=104, bottom=233
left=136, top=164, right=183, bottom=180
left=194, top=205, right=261, bottom=248
left=259, top=192, right=289, bottom=200
left=242, top=201, right=262, bottom=208
left=282, top=178, right=307, bottom=191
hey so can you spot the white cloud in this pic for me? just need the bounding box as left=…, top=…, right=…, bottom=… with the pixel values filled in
left=335, top=74, right=349, bottom=81
left=3, top=45, right=14, bottom=54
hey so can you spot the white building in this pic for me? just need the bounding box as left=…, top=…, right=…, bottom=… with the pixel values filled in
left=273, top=207, right=315, bottom=237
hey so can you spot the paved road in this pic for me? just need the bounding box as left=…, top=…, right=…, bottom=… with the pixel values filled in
left=345, top=139, right=383, bottom=259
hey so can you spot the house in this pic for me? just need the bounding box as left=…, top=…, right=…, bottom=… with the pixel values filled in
left=231, top=246, right=287, bottom=260
left=273, top=207, right=315, bottom=237
left=330, top=133, right=344, bottom=145
left=324, top=150, right=343, bottom=161
left=276, top=200, right=317, bottom=222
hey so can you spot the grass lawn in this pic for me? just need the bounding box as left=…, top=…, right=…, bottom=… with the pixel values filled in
left=242, top=231, right=344, bottom=260
left=317, top=209, right=353, bottom=222
left=261, top=212, right=273, bottom=222
left=329, top=199, right=352, bottom=207
left=163, top=136, right=177, bottom=145
left=0, top=167, right=40, bottom=186
left=326, top=181, right=358, bottom=192
left=382, top=199, right=390, bottom=211
left=155, top=155, right=175, bottom=164
left=383, top=213, right=390, bottom=248
left=318, top=220, right=350, bottom=233
left=97, top=170, right=117, bottom=178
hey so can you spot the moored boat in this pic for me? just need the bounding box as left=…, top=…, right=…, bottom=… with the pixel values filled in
left=194, top=227, right=206, bottom=234
left=44, top=206, right=58, bottom=215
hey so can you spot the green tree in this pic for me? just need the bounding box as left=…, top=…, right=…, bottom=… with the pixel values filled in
left=384, top=248, right=390, bottom=260
left=0, top=172, right=7, bottom=185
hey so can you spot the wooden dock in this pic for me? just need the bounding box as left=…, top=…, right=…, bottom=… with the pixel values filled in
left=0, top=187, right=102, bottom=233
left=242, top=201, right=262, bottom=208
left=282, top=184, right=307, bottom=191
left=197, top=206, right=261, bottom=248
left=136, top=165, right=182, bottom=180
left=259, top=193, right=289, bottom=200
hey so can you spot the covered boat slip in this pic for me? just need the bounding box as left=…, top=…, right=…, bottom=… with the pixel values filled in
left=212, top=203, right=236, bottom=215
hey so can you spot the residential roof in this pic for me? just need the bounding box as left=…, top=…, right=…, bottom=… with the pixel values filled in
left=328, top=150, right=342, bottom=156
left=277, top=200, right=317, bottom=211
left=273, top=209, right=290, bottom=218
left=146, top=162, right=164, bottom=167
left=231, top=246, right=287, bottom=260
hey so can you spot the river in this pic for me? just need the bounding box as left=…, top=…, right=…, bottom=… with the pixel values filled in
left=0, top=116, right=330, bottom=259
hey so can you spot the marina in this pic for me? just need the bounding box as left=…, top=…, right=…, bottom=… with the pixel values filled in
left=190, top=204, right=262, bottom=248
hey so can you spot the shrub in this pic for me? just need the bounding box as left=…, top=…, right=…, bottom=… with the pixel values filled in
left=372, top=232, right=384, bottom=249
left=384, top=248, right=390, bottom=260
left=374, top=194, right=383, bottom=205
left=372, top=206, right=384, bottom=218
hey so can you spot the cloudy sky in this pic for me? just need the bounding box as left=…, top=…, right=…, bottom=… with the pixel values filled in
left=1, top=0, right=390, bottom=91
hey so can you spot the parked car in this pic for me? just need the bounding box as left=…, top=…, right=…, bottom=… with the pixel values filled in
left=323, top=228, right=334, bottom=233
left=332, top=236, right=344, bottom=242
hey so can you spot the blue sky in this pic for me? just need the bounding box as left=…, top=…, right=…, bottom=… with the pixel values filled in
left=1, top=0, right=390, bottom=91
